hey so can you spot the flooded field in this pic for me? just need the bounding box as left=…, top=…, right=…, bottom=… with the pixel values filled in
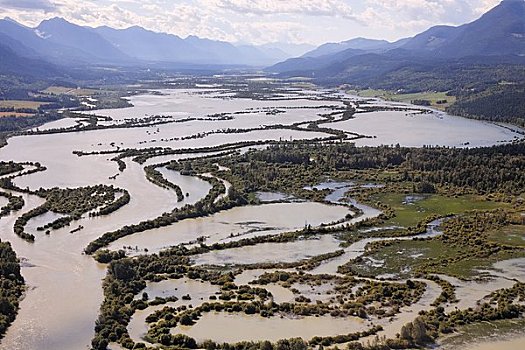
left=439, top=320, right=525, bottom=350
left=0, top=84, right=523, bottom=349
left=462, top=337, right=525, bottom=350
left=333, top=109, right=522, bottom=147
left=109, top=202, right=352, bottom=255
left=193, top=234, right=342, bottom=266
left=173, top=313, right=369, bottom=343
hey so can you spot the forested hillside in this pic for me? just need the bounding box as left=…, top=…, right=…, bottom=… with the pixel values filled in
left=0, top=241, right=24, bottom=337
left=448, top=84, right=525, bottom=126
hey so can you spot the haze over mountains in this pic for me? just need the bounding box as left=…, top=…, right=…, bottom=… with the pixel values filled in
left=0, top=0, right=523, bottom=81
left=270, top=0, right=525, bottom=78
left=0, top=16, right=311, bottom=74
left=302, top=38, right=410, bottom=58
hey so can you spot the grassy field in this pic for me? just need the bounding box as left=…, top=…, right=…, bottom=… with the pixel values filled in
left=0, top=112, right=34, bottom=117
left=0, top=100, right=44, bottom=109
left=43, top=86, right=98, bottom=96
left=372, top=193, right=505, bottom=227
left=488, top=224, right=525, bottom=247
left=352, top=239, right=462, bottom=278
left=348, top=89, right=456, bottom=110
left=441, top=319, right=525, bottom=349
left=352, top=236, right=524, bottom=279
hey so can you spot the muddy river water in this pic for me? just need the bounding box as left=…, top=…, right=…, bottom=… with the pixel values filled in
left=0, top=87, right=523, bottom=349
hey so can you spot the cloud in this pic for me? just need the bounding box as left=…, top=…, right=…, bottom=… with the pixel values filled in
left=0, top=0, right=56, bottom=12
left=212, top=0, right=357, bottom=19
left=231, top=21, right=307, bottom=45
left=0, top=0, right=505, bottom=45
left=359, top=0, right=500, bottom=34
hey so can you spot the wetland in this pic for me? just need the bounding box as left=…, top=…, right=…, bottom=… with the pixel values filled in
left=0, top=77, right=524, bottom=350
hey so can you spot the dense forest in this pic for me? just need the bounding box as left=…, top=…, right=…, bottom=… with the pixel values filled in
left=230, top=142, right=525, bottom=195
left=6, top=184, right=130, bottom=242
left=0, top=241, right=24, bottom=338
left=448, top=84, right=525, bottom=126
left=85, top=139, right=525, bottom=350
left=319, top=63, right=525, bottom=126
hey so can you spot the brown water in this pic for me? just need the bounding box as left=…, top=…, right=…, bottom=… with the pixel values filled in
left=0, top=160, right=180, bottom=350
left=173, top=312, right=369, bottom=343
left=333, top=109, right=522, bottom=148
left=462, top=337, right=525, bottom=350
left=193, top=234, right=342, bottom=266
left=439, top=319, right=525, bottom=350
left=128, top=278, right=220, bottom=344
left=109, top=202, right=352, bottom=255
left=0, top=87, right=523, bottom=349
left=439, top=275, right=516, bottom=312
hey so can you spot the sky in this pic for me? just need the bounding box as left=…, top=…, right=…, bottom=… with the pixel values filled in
left=0, top=0, right=502, bottom=45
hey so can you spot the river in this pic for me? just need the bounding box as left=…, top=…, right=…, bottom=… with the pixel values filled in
left=0, top=86, right=523, bottom=349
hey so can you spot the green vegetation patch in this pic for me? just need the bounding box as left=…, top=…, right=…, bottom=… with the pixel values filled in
left=0, top=241, right=24, bottom=338
left=440, top=251, right=525, bottom=279
left=441, top=319, right=525, bottom=349
left=351, top=239, right=462, bottom=278
left=351, top=209, right=525, bottom=279
left=372, top=193, right=503, bottom=227
left=488, top=224, right=525, bottom=248
left=351, top=237, right=525, bottom=280
left=349, top=89, right=456, bottom=110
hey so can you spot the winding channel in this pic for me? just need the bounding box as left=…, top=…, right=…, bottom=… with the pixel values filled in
left=0, top=87, right=523, bottom=349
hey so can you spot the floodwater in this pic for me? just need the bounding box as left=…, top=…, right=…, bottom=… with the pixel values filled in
left=33, top=117, right=81, bottom=131
left=371, top=279, right=442, bottom=340
left=128, top=278, right=220, bottom=344
left=310, top=219, right=444, bottom=276
left=333, top=110, right=522, bottom=147
left=0, top=196, right=8, bottom=208
left=86, top=89, right=344, bottom=121
left=109, top=202, right=352, bottom=255
left=439, top=275, right=516, bottom=312
left=439, top=320, right=525, bottom=350
left=193, top=234, right=342, bottom=266
left=461, top=337, right=525, bottom=350
left=25, top=211, right=66, bottom=234
left=0, top=86, right=523, bottom=349
left=0, top=160, right=179, bottom=350
left=256, top=191, right=296, bottom=202
left=157, top=167, right=212, bottom=204
left=490, top=258, right=525, bottom=282
left=173, top=312, right=369, bottom=343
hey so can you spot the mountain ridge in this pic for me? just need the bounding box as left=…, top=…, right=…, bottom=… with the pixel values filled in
left=269, top=0, right=525, bottom=77
left=0, top=17, right=294, bottom=68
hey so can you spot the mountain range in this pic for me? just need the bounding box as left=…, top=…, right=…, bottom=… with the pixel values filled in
left=302, top=37, right=410, bottom=58
left=0, top=16, right=312, bottom=76
left=269, top=0, right=525, bottom=78
left=0, top=0, right=523, bottom=81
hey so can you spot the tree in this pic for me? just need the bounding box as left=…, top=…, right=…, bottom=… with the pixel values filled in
left=180, top=314, right=194, bottom=326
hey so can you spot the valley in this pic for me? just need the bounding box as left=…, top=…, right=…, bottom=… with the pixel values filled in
left=0, top=1, right=524, bottom=349
left=0, top=79, right=523, bottom=350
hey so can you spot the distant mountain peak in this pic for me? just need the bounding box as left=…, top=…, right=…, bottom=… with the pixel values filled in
left=302, top=37, right=404, bottom=58
left=2, top=17, right=31, bottom=29
left=3, top=16, right=18, bottom=23
left=126, top=25, right=146, bottom=31
left=269, top=0, right=525, bottom=76
left=398, top=0, right=525, bottom=58
left=50, top=16, right=69, bottom=22
left=39, top=17, right=70, bottom=25
left=0, top=16, right=307, bottom=67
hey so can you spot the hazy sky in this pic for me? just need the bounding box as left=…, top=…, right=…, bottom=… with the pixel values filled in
left=0, top=0, right=501, bottom=45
